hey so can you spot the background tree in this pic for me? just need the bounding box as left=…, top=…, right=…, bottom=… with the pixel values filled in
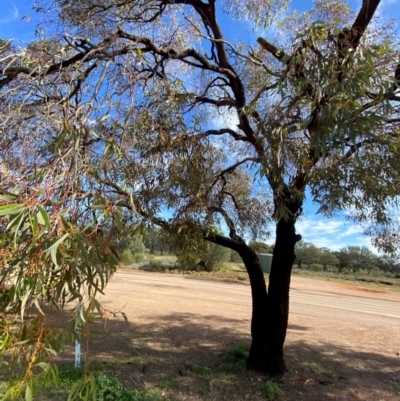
left=341, top=245, right=377, bottom=273
left=144, top=228, right=173, bottom=255
left=196, top=242, right=232, bottom=271
left=1, top=0, right=399, bottom=377
left=116, top=234, right=146, bottom=264
left=378, top=255, right=400, bottom=278
left=249, top=241, right=274, bottom=254
left=294, top=241, right=321, bottom=268
left=319, top=248, right=340, bottom=270
left=334, top=249, right=351, bottom=273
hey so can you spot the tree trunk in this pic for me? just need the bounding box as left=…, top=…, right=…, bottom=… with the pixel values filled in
left=206, top=210, right=301, bottom=376
left=237, top=245, right=269, bottom=369
left=243, top=217, right=301, bottom=376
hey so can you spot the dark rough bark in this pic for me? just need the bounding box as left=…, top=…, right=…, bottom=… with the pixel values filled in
left=236, top=244, right=269, bottom=367
left=350, top=0, right=381, bottom=49
left=206, top=206, right=302, bottom=376
left=245, top=215, right=301, bottom=375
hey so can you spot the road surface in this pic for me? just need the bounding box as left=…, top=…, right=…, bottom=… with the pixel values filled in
left=105, top=271, right=400, bottom=321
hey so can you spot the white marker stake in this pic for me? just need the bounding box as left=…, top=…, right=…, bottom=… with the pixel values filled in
left=75, top=302, right=81, bottom=368
left=75, top=338, right=81, bottom=368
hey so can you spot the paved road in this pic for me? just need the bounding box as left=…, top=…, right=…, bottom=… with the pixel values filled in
left=106, top=271, right=400, bottom=321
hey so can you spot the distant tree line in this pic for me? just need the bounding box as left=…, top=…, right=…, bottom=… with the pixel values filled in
left=294, top=241, right=400, bottom=278
left=116, top=229, right=275, bottom=271
left=116, top=230, right=400, bottom=278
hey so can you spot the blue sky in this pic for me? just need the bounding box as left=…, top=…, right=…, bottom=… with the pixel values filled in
left=1, top=0, right=399, bottom=251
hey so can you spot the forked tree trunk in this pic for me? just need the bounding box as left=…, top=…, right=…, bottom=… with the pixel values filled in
left=240, top=216, right=301, bottom=376
left=207, top=205, right=301, bottom=376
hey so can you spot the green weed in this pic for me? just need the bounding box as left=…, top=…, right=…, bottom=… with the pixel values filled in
left=199, top=386, right=210, bottom=396
left=190, top=364, right=212, bottom=376
left=259, top=380, right=283, bottom=400
left=43, top=363, right=166, bottom=401
left=58, top=363, right=85, bottom=386
left=223, top=343, right=248, bottom=362
left=219, top=343, right=248, bottom=374
left=218, top=360, right=246, bottom=374
left=300, top=361, right=332, bottom=375
left=78, top=373, right=166, bottom=401
left=158, top=379, right=174, bottom=389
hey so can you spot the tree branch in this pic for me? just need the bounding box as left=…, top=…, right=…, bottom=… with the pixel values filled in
left=202, top=128, right=248, bottom=142
left=350, top=0, right=381, bottom=50
left=207, top=157, right=259, bottom=195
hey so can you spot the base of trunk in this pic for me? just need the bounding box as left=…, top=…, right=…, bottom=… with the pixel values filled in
left=247, top=341, right=288, bottom=376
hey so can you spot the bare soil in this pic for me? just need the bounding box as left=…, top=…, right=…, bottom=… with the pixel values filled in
left=56, top=271, right=400, bottom=401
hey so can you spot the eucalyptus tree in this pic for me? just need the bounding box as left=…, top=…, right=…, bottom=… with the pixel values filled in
left=378, top=254, right=400, bottom=278
left=340, top=245, right=377, bottom=273
left=319, top=248, right=340, bottom=270
left=1, top=0, right=400, bottom=378
left=294, top=241, right=321, bottom=268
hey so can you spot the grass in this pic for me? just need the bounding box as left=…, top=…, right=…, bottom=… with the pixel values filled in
left=223, top=343, right=248, bottom=361
left=259, top=380, right=283, bottom=400
left=198, top=386, right=210, bottom=396
left=158, top=379, right=174, bottom=389
left=300, top=361, right=333, bottom=375
left=189, top=364, right=212, bottom=376
left=210, top=374, right=237, bottom=388
left=292, top=267, right=400, bottom=292
left=58, top=362, right=86, bottom=385
left=219, top=343, right=248, bottom=374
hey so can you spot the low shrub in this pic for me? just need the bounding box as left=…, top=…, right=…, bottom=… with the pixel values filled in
left=310, top=263, right=323, bottom=272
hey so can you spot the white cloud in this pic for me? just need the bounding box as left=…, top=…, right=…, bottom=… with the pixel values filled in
left=296, top=219, right=344, bottom=235
left=295, top=215, right=376, bottom=252
left=0, top=2, right=19, bottom=25
left=336, top=225, right=363, bottom=238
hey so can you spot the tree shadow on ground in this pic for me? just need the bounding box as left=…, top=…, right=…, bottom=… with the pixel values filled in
left=54, top=311, right=400, bottom=401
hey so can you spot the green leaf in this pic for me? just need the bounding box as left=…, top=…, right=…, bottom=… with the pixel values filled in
left=7, top=210, right=26, bottom=246
left=20, top=291, right=31, bottom=321
left=14, top=339, right=31, bottom=346
left=34, top=298, right=45, bottom=315
left=0, top=203, right=25, bottom=216
left=37, top=206, right=50, bottom=230
left=50, top=247, right=58, bottom=266
left=0, top=333, right=11, bottom=350
left=79, top=305, right=86, bottom=323
left=55, top=130, right=67, bottom=147
left=6, top=210, right=24, bottom=230
left=90, top=205, right=107, bottom=209
left=90, top=298, right=101, bottom=315
left=46, top=233, right=70, bottom=253
left=29, top=211, right=38, bottom=241
left=0, top=190, right=19, bottom=201
left=45, top=347, right=58, bottom=357
left=25, top=383, right=33, bottom=401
